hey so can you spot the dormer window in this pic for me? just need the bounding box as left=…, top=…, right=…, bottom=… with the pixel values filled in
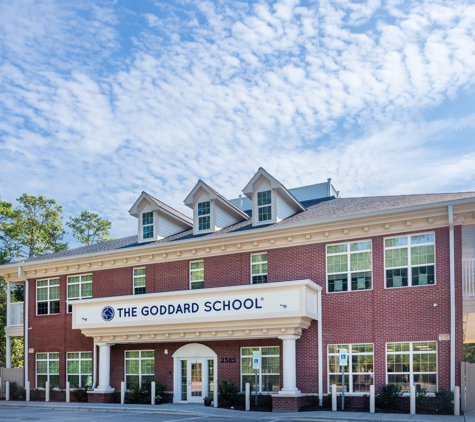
left=142, top=212, right=154, bottom=239
left=257, top=190, right=272, bottom=222
left=198, top=201, right=211, bottom=231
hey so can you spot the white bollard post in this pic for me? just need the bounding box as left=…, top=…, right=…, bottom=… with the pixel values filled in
left=45, top=381, right=50, bottom=402
left=410, top=385, right=416, bottom=415
left=151, top=381, right=156, bottom=405
left=66, top=381, right=70, bottom=403
left=5, top=381, right=10, bottom=401
left=331, top=384, right=337, bottom=411
left=454, top=386, right=460, bottom=416
left=26, top=381, right=30, bottom=402
left=370, top=385, right=375, bottom=413
left=120, top=381, right=125, bottom=404
left=245, top=382, right=250, bottom=411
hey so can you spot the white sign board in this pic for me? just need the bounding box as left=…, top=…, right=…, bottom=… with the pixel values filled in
left=339, top=349, right=348, bottom=366
left=252, top=351, right=260, bottom=370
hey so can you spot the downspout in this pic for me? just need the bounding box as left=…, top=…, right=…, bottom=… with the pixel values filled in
left=318, top=290, right=323, bottom=406
left=17, top=267, right=29, bottom=389
left=448, top=206, right=456, bottom=390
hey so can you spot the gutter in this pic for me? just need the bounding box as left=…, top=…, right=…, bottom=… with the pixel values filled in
left=448, top=206, right=456, bottom=390
left=17, top=267, right=29, bottom=391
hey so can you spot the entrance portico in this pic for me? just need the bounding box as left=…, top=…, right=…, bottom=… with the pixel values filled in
left=72, top=279, right=322, bottom=407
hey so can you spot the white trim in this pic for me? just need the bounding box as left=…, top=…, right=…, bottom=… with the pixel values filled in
left=36, top=352, right=60, bottom=389
left=448, top=206, right=455, bottom=390
left=189, top=260, right=204, bottom=289
left=124, top=349, right=155, bottom=388
left=240, top=346, right=280, bottom=393
left=66, top=351, right=93, bottom=388
left=36, top=278, right=60, bottom=316
left=250, top=252, right=268, bottom=284
left=133, top=267, right=146, bottom=295
left=67, top=273, right=93, bottom=313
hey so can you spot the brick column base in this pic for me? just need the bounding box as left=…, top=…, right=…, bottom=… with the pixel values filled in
left=271, top=394, right=308, bottom=411
left=87, top=391, right=115, bottom=403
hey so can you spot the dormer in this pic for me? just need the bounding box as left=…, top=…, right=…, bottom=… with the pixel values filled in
left=129, top=192, right=193, bottom=243
left=242, top=168, right=306, bottom=226
left=184, top=180, right=250, bottom=236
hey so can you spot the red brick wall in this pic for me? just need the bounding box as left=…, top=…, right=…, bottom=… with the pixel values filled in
left=26, top=226, right=463, bottom=398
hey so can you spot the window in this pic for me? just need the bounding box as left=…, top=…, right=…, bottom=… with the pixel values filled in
left=37, top=278, right=60, bottom=315
left=328, top=344, right=373, bottom=393
left=36, top=353, right=59, bottom=388
left=385, top=233, right=435, bottom=288
left=125, top=350, right=155, bottom=389
left=386, top=342, right=437, bottom=392
left=133, top=268, right=146, bottom=295
left=142, top=211, right=154, bottom=239
left=198, top=201, right=211, bottom=231
left=67, top=274, right=92, bottom=313
left=190, top=260, right=204, bottom=289
left=257, top=190, right=272, bottom=222
left=241, top=347, right=279, bottom=393
left=327, top=241, right=372, bottom=292
left=67, top=352, right=92, bottom=388
left=251, top=253, right=267, bottom=284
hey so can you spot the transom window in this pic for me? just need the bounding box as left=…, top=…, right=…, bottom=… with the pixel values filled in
left=198, top=201, right=211, bottom=230
left=328, top=344, right=373, bottom=393
left=67, top=352, right=92, bottom=388
left=385, top=233, right=435, bottom=288
left=142, top=211, right=154, bottom=239
left=386, top=342, right=437, bottom=392
left=67, top=274, right=92, bottom=313
left=125, top=350, right=155, bottom=389
left=241, top=347, right=280, bottom=393
left=37, top=278, right=60, bottom=315
left=257, top=190, right=272, bottom=222
left=36, top=352, right=59, bottom=388
left=326, top=241, right=372, bottom=292
left=190, top=260, right=204, bottom=289
left=251, top=253, right=267, bottom=284
left=133, top=268, right=146, bottom=295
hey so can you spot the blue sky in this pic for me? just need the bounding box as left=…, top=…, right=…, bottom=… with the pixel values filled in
left=1, top=0, right=475, bottom=242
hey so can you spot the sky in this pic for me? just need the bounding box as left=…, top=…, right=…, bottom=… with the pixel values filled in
left=1, top=0, right=475, bottom=243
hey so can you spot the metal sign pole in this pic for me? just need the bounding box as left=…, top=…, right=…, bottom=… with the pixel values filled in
left=254, top=369, right=258, bottom=406
left=342, top=365, right=345, bottom=411
left=252, top=351, right=260, bottom=407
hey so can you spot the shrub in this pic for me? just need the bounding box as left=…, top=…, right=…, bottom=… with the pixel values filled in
left=415, top=387, right=429, bottom=411
left=434, top=389, right=454, bottom=414
left=72, top=387, right=88, bottom=402
left=9, top=382, right=26, bottom=400
left=376, top=384, right=403, bottom=410
left=125, top=383, right=151, bottom=404
left=218, top=379, right=240, bottom=407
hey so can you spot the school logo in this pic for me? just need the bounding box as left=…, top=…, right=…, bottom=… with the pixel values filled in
left=101, top=306, right=115, bottom=321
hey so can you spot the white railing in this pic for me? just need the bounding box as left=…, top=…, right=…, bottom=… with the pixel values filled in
left=463, top=259, right=475, bottom=297
left=8, top=302, right=24, bottom=327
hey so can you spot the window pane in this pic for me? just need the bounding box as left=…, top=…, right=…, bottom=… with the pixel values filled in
left=262, top=375, right=279, bottom=392
left=350, top=252, right=371, bottom=271
left=198, top=201, right=210, bottom=216
left=327, top=255, right=348, bottom=273
left=353, top=374, right=373, bottom=392
left=385, top=248, right=408, bottom=268
left=328, top=274, right=348, bottom=292
left=388, top=374, right=410, bottom=392
left=411, top=234, right=434, bottom=244
left=385, top=237, right=408, bottom=248
left=134, top=268, right=146, bottom=276
left=351, top=272, right=371, bottom=290
left=191, top=281, right=204, bottom=289
left=257, top=191, right=271, bottom=206
left=412, top=265, right=435, bottom=285
left=350, top=241, right=371, bottom=251
left=386, top=268, right=408, bottom=288
left=190, top=261, right=204, bottom=270
left=251, top=254, right=267, bottom=263
left=327, top=244, right=347, bottom=254
left=142, top=212, right=153, bottom=225
left=49, top=286, right=59, bottom=300
left=411, top=245, right=435, bottom=265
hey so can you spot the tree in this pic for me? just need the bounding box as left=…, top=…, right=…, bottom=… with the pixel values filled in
left=464, top=343, right=475, bottom=363
left=0, top=200, right=21, bottom=263
left=67, top=211, right=112, bottom=245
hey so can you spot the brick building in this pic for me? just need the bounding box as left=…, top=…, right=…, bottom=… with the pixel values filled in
left=3, top=167, right=475, bottom=411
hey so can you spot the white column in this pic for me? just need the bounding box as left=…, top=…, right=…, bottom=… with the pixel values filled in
left=94, top=343, right=115, bottom=393
left=278, top=334, right=301, bottom=394
left=6, top=336, right=11, bottom=368
left=6, top=282, right=11, bottom=327
left=6, top=282, right=11, bottom=369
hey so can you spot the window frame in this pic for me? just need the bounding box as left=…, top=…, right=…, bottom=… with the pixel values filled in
left=384, top=232, right=436, bottom=289
left=386, top=342, right=438, bottom=393
left=133, top=267, right=146, bottom=295
left=327, top=343, right=374, bottom=394
left=124, top=349, right=155, bottom=389
left=240, top=346, right=280, bottom=393
left=67, top=274, right=93, bottom=313
left=190, top=260, right=204, bottom=289
left=142, top=211, right=154, bottom=240
left=66, top=351, right=92, bottom=389
left=256, top=190, right=272, bottom=223
left=250, top=252, right=268, bottom=284
left=36, top=278, right=60, bottom=316
left=326, top=240, right=373, bottom=293
left=197, top=201, right=211, bottom=231
left=36, top=352, right=60, bottom=389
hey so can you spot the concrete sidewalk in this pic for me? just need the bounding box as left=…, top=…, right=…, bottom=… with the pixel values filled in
left=0, top=400, right=473, bottom=421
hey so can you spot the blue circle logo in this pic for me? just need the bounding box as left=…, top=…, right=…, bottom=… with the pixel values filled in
left=101, top=306, right=115, bottom=321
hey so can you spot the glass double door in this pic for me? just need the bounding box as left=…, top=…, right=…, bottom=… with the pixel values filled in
left=180, top=359, right=214, bottom=403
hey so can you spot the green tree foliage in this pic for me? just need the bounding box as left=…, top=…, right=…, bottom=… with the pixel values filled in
left=464, top=343, right=475, bottom=363
left=67, top=211, right=112, bottom=245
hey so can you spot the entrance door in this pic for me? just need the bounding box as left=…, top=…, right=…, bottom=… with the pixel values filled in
left=188, top=360, right=206, bottom=403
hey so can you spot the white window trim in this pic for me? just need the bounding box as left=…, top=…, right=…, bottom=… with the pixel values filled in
left=327, top=343, right=374, bottom=394
left=386, top=342, right=438, bottom=394
left=250, top=252, right=268, bottom=284
left=141, top=211, right=155, bottom=240
left=240, top=346, right=280, bottom=394
left=124, top=349, right=155, bottom=388
left=67, top=273, right=93, bottom=313
left=36, top=352, right=59, bottom=389
left=196, top=200, right=212, bottom=233
left=189, top=260, right=204, bottom=289
left=36, top=278, right=60, bottom=316
left=384, top=232, right=436, bottom=289
left=66, top=351, right=93, bottom=389
left=255, top=189, right=273, bottom=225
left=326, top=240, right=373, bottom=293
left=133, top=267, right=146, bottom=295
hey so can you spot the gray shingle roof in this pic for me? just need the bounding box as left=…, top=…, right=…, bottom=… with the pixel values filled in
left=21, top=191, right=475, bottom=263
